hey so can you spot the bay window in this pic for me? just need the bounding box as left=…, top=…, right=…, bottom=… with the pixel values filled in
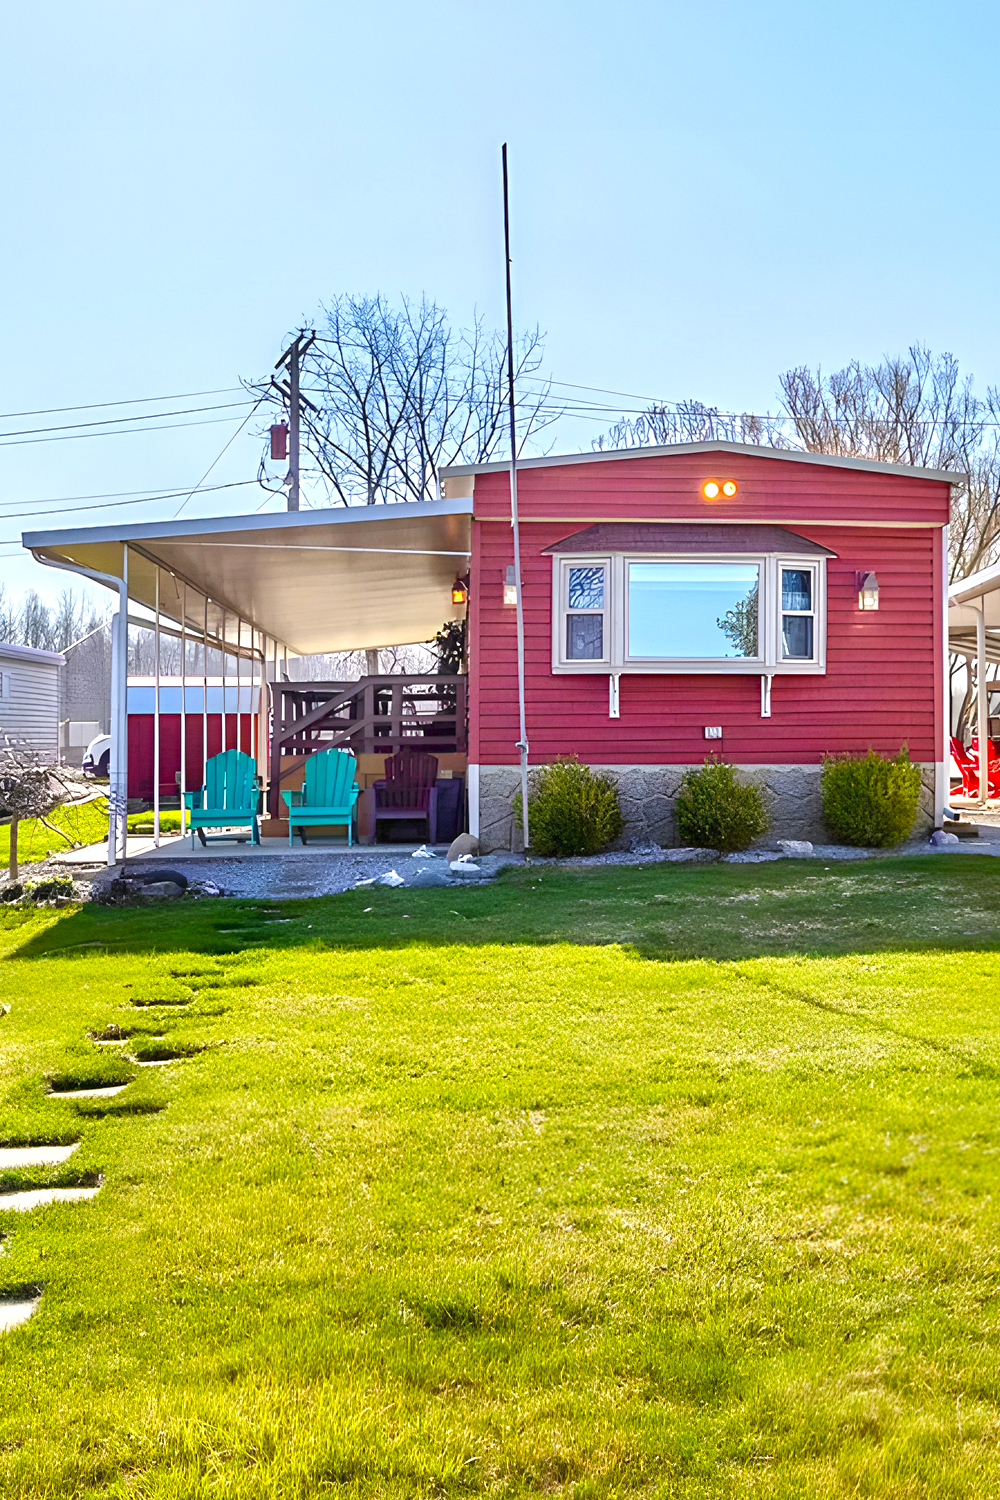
left=552, top=546, right=827, bottom=674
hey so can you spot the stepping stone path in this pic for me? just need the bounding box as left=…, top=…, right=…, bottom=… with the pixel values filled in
left=0, top=1186, right=101, bottom=1212
left=48, top=1084, right=128, bottom=1099
left=3, top=981, right=218, bottom=1333
left=0, top=1295, right=40, bottom=1331
left=0, top=1144, right=78, bottom=1168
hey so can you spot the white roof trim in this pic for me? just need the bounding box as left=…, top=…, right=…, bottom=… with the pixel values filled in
left=949, top=558, right=1000, bottom=604
left=441, top=440, right=963, bottom=487
left=22, top=494, right=473, bottom=552
left=0, top=641, right=65, bottom=665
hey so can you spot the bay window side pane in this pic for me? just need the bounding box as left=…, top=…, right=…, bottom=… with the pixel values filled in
left=567, top=614, right=604, bottom=660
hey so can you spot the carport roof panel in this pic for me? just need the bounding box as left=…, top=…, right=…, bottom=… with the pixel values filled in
left=24, top=498, right=473, bottom=655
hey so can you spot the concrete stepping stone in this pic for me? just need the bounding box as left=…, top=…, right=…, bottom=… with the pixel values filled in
left=0, top=1144, right=79, bottom=1168
left=0, top=1186, right=100, bottom=1212
left=0, top=1295, right=40, bottom=1331
left=49, top=1084, right=128, bottom=1099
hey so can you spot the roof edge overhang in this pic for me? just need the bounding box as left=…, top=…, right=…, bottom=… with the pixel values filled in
left=0, top=641, right=65, bottom=666
left=441, top=440, right=965, bottom=487
left=949, top=557, right=1000, bottom=606
left=23, top=494, right=474, bottom=557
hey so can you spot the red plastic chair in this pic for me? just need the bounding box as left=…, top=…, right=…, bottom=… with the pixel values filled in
left=960, top=737, right=1000, bottom=798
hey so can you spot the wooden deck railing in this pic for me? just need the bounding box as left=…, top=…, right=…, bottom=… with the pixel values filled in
left=268, top=674, right=467, bottom=817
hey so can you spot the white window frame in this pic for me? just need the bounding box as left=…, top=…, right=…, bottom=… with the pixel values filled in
left=557, top=556, right=611, bottom=666
left=552, top=552, right=826, bottom=675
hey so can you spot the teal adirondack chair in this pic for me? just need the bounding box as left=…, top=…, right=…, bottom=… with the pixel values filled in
left=281, top=748, right=359, bottom=846
left=184, top=749, right=261, bottom=848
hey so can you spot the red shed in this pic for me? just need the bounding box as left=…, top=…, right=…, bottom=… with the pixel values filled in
left=442, top=441, right=952, bottom=850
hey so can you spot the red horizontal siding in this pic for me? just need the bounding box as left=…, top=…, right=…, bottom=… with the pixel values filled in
left=472, top=449, right=951, bottom=528
left=469, top=509, right=942, bottom=767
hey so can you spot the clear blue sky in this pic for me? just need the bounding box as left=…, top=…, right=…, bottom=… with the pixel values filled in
left=2, top=0, right=997, bottom=607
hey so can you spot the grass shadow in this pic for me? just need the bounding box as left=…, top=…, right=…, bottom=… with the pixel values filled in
left=4, top=853, right=1000, bottom=966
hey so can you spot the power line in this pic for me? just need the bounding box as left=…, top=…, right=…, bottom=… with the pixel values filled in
left=0, top=386, right=244, bottom=421
left=174, top=400, right=267, bottom=518
left=0, top=399, right=251, bottom=442
left=0, top=414, right=251, bottom=449
left=0, top=478, right=259, bottom=523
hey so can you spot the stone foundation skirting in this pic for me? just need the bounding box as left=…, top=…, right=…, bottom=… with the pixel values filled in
left=476, top=762, right=936, bottom=853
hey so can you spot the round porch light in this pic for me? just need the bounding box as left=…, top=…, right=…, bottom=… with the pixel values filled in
left=721, top=479, right=738, bottom=497
left=451, top=577, right=468, bottom=606
left=702, top=479, right=720, bottom=499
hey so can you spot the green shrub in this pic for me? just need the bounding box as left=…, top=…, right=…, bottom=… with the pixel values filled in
left=675, top=758, right=768, bottom=853
left=514, top=757, right=624, bottom=857
left=821, top=746, right=921, bottom=847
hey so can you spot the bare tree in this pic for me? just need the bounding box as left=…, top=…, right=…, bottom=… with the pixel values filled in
left=0, top=585, right=105, bottom=652
left=0, top=746, right=68, bottom=881
left=595, top=398, right=788, bottom=452
left=778, top=347, right=1000, bottom=581
left=249, top=294, right=561, bottom=506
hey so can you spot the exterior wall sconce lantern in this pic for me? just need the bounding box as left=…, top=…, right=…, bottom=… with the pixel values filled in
left=701, top=478, right=738, bottom=500
left=451, top=575, right=469, bottom=607
left=857, top=572, right=879, bottom=611
left=503, top=565, right=518, bottom=605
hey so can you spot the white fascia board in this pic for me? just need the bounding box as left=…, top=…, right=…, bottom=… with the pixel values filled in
left=440, top=440, right=965, bottom=487
left=0, top=641, right=66, bottom=665
left=22, top=495, right=474, bottom=553
left=949, top=558, right=1000, bottom=605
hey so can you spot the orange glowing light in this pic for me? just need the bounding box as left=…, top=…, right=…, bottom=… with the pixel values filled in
left=721, top=479, right=738, bottom=497
left=702, top=479, right=720, bottom=499
left=451, top=578, right=468, bottom=606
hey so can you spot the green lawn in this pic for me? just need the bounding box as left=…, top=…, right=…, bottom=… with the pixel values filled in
left=2, top=856, right=1000, bottom=1497
left=0, top=800, right=184, bottom=870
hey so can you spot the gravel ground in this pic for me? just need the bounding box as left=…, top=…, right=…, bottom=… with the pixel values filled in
left=5, top=820, right=1000, bottom=907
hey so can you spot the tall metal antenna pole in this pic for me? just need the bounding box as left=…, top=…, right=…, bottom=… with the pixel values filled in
left=503, top=143, right=530, bottom=858
left=287, top=335, right=301, bottom=512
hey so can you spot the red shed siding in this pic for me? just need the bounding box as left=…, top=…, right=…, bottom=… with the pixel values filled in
left=469, top=452, right=947, bottom=769
left=472, top=451, right=951, bottom=528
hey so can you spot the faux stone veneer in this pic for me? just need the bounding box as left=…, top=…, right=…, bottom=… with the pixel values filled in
left=476, top=763, right=936, bottom=853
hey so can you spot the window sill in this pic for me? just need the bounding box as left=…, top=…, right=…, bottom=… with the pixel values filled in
left=551, top=660, right=826, bottom=675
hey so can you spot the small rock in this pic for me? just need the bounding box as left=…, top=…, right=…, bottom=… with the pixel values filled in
left=929, top=828, right=960, bottom=846
left=187, top=879, right=223, bottom=897
left=776, top=839, right=814, bottom=857
left=662, top=848, right=720, bottom=863
left=409, top=869, right=454, bottom=888
left=138, top=881, right=185, bottom=900
left=629, top=838, right=662, bottom=856
left=410, top=844, right=437, bottom=859
left=449, top=861, right=481, bottom=877
left=446, top=832, right=480, bottom=863
left=377, top=870, right=406, bottom=888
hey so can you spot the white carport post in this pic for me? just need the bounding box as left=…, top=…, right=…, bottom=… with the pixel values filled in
left=180, top=582, right=187, bottom=838
left=976, top=604, right=988, bottom=808
left=153, top=568, right=161, bottom=847
left=108, top=546, right=129, bottom=865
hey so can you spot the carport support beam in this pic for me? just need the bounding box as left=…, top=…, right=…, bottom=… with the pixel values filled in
left=977, top=604, right=988, bottom=808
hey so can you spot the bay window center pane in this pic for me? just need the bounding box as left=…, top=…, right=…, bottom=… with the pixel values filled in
left=628, top=562, right=760, bottom=658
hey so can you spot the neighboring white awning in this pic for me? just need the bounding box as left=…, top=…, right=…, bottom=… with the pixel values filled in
left=949, top=559, right=1000, bottom=664
left=24, top=498, right=473, bottom=655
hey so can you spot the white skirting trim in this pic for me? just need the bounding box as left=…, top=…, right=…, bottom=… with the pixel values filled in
left=467, top=764, right=480, bottom=838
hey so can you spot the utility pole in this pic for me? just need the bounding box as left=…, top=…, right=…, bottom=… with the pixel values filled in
left=272, top=330, right=317, bottom=512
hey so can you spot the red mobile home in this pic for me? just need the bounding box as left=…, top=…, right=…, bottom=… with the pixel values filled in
left=443, top=441, right=952, bottom=850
